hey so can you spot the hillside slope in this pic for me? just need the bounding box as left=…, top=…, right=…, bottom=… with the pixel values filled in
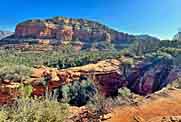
left=0, top=31, right=13, bottom=40
left=105, top=89, right=181, bottom=122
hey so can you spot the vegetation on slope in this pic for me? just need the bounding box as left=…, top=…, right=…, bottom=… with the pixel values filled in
left=0, top=36, right=180, bottom=122
left=0, top=97, right=69, bottom=122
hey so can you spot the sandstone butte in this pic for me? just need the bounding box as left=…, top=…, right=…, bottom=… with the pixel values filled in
left=13, top=17, right=161, bottom=52
left=1, top=17, right=159, bottom=51
left=14, top=17, right=135, bottom=43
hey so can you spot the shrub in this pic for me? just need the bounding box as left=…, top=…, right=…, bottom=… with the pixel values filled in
left=87, top=92, right=112, bottom=120
left=0, top=65, right=32, bottom=82
left=0, top=97, right=69, bottom=122
left=0, top=48, right=120, bottom=69
left=19, top=84, right=33, bottom=99
left=118, top=87, right=131, bottom=98
left=61, top=79, right=96, bottom=106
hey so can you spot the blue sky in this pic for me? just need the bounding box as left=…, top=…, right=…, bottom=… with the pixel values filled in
left=0, top=0, right=181, bottom=39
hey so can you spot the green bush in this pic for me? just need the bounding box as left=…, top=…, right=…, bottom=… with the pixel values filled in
left=0, top=48, right=120, bottom=69
left=118, top=87, right=131, bottom=98
left=0, top=97, right=69, bottom=122
left=0, top=65, right=32, bottom=82
left=61, top=79, right=96, bottom=106
left=19, top=84, right=33, bottom=99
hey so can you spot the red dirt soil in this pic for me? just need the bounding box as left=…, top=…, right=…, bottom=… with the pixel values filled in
left=105, top=89, right=181, bottom=122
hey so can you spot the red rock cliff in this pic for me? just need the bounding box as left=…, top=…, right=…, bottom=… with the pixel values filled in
left=15, top=17, right=135, bottom=43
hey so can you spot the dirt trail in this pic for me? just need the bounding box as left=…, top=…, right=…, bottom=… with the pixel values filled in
left=105, top=89, right=181, bottom=122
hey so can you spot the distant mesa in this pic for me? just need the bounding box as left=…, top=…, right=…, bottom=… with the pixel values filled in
left=173, top=30, right=181, bottom=41
left=0, top=31, right=13, bottom=40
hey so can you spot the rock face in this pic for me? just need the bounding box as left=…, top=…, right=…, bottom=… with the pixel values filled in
left=127, top=57, right=179, bottom=95
left=0, top=17, right=158, bottom=50
left=14, top=17, right=135, bottom=45
left=15, top=20, right=57, bottom=39
left=65, top=59, right=126, bottom=96
left=0, top=57, right=180, bottom=104
left=30, top=57, right=180, bottom=96
left=30, top=59, right=125, bottom=96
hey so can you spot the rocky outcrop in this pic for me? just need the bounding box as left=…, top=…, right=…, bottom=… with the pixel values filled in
left=0, top=17, right=158, bottom=50
left=64, top=59, right=125, bottom=96
left=0, top=57, right=180, bottom=104
left=68, top=106, right=111, bottom=122
left=30, top=59, right=124, bottom=96
left=148, top=116, right=181, bottom=122
left=29, top=57, right=181, bottom=96
left=15, top=20, right=57, bottom=39
left=127, top=57, right=180, bottom=95
left=14, top=17, right=135, bottom=45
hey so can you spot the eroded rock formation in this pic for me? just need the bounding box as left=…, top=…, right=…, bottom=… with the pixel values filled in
left=15, top=17, right=135, bottom=43
left=29, top=57, right=181, bottom=96
left=0, top=57, right=180, bottom=104
left=127, top=57, right=178, bottom=95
